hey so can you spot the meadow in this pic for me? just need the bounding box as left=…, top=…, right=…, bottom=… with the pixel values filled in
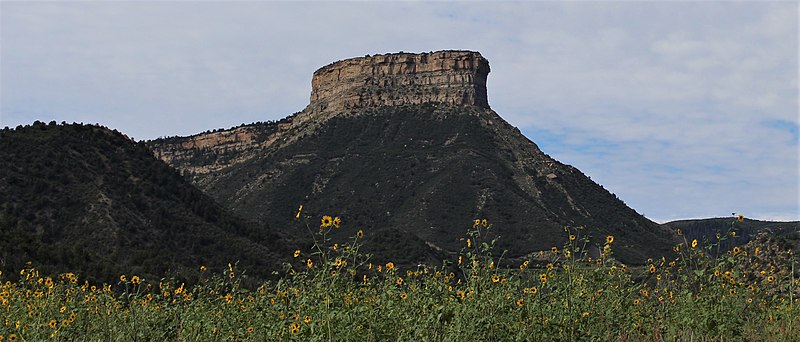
left=1, top=215, right=797, bottom=341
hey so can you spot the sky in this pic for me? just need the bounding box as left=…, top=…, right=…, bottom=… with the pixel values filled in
left=1, top=1, right=798, bottom=223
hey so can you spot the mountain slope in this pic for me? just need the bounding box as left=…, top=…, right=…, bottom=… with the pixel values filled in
left=0, top=122, right=288, bottom=283
left=149, top=51, right=678, bottom=266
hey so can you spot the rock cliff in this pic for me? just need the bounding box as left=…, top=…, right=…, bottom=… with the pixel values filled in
left=308, top=50, right=490, bottom=113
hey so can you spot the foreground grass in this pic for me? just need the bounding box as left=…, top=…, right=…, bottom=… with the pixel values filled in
left=1, top=217, right=798, bottom=341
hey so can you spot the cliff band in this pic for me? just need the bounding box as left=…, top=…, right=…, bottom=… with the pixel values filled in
left=309, top=50, right=490, bottom=113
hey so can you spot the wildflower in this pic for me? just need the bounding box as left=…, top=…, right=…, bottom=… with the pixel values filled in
left=649, top=264, right=656, bottom=273
left=747, top=298, right=753, bottom=304
left=569, top=234, right=576, bottom=241
left=491, top=274, right=500, bottom=283
left=357, top=230, right=364, bottom=238
left=691, top=239, right=698, bottom=248
left=677, top=228, right=682, bottom=236
left=44, top=277, right=53, bottom=288
left=546, top=263, right=554, bottom=271
left=458, top=256, right=462, bottom=265
left=737, top=214, right=744, bottom=222
left=362, top=275, right=368, bottom=285
left=333, top=243, right=338, bottom=251
left=386, top=262, right=395, bottom=271
left=581, top=312, right=589, bottom=317
left=467, top=239, right=472, bottom=248
left=767, top=275, right=775, bottom=283
left=306, top=259, right=313, bottom=269
left=396, top=277, right=403, bottom=286
left=529, top=287, right=538, bottom=295
left=633, top=299, right=640, bottom=305
left=290, top=322, right=301, bottom=334
left=733, top=246, right=741, bottom=254
left=564, top=250, right=572, bottom=258
left=321, top=215, right=333, bottom=228
left=400, top=293, right=408, bottom=300
left=456, top=290, right=466, bottom=299
left=551, top=246, right=558, bottom=254
left=335, top=258, right=343, bottom=268
left=131, top=276, right=140, bottom=285
left=49, top=319, right=57, bottom=329
left=304, top=316, right=312, bottom=324
left=119, top=275, right=127, bottom=282
left=200, top=266, right=207, bottom=271
left=474, top=219, right=481, bottom=227
left=606, top=235, right=614, bottom=244
left=481, top=219, right=488, bottom=227
left=539, top=273, right=547, bottom=283
left=755, top=247, right=760, bottom=255
left=520, top=260, right=529, bottom=270
left=247, top=326, right=254, bottom=333
left=333, top=216, right=341, bottom=228
left=489, top=261, right=495, bottom=269
left=603, top=244, right=611, bottom=254
left=516, top=298, right=524, bottom=306
left=8, top=334, right=17, bottom=342
left=295, top=205, right=303, bottom=219
left=729, top=289, right=736, bottom=295
left=225, top=293, right=233, bottom=303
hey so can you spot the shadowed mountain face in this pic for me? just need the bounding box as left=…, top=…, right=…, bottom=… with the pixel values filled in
left=0, top=122, right=288, bottom=283
left=148, top=51, right=678, bottom=265
left=187, top=105, right=676, bottom=263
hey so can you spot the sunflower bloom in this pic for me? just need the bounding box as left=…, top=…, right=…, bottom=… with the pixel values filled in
left=295, top=205, right=303, bottom=219
left=294, top=249, right=301, bottom=258
left=333, top=216, right=341, bottom=228
left=516, top=298, right=524, bottom=306
left=306, top=259, right=313, bottom=269
left=491, top=274, right=500, bottom=283
left=692, top=239, right=698, bottom=248
left=400, top=293, right=408, bottom=300
left=386, top=262, right=395, bottom=271
left=606, top=235, right=614, bottom=244
left=539, top=273, right=547, bottom=283
left=119, top=275, right=126, bottom=282
left=357, top=230, right=364, bottom=238
left=246, top=327, right=254, bottom=333
left=467, top=239, right=472, bottom=248
left=49, top=319, right=57, bottom=329
left=569, top=234, right=576, bottom=241
left=321, top=216, right=333, bottom=228
left=737, top=214, right=744, bottom=222
left=290, top=322, right=301, bottom=334
left=131, top=276, right=140, bottom=285
left=396, top=277, right=403, bottom=286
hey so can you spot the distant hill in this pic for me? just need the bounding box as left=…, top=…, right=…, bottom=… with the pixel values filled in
left=663, top=217, right=800, bottom=251
left=0, top=121, right=289, bottom=284
left=149, top=50, right=679, bottom=266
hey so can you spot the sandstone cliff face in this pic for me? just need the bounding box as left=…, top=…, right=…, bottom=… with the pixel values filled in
left=150, top=50, right=491, bottom=175
left=308, top=50, right=490, bottom=113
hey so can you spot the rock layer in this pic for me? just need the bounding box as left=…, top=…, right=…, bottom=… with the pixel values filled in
left=308, top=50, right=490, bottom=113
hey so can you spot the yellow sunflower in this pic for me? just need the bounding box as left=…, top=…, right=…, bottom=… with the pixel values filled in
left=320, top=215, right=333, bottom=228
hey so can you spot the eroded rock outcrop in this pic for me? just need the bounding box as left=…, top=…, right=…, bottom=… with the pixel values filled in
left=308, top=50, right=490, bottom=113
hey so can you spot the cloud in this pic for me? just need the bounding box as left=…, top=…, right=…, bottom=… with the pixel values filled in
left=1, top=1, right=797, bottom=221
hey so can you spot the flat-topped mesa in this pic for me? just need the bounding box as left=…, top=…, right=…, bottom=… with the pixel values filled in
left=308, top=50, right=490, bottom=113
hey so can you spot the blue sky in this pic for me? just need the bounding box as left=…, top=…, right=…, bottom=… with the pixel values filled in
left=1, top=1, right=797, bottom=223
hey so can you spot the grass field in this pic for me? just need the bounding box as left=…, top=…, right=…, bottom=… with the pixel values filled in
left=1, top=216, right=797, bottom=341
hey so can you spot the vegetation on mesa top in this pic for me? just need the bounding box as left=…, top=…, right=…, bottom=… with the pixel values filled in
left=1, top=216, right=797, bottom=341
left=0, top=121, right=289, bottom=284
